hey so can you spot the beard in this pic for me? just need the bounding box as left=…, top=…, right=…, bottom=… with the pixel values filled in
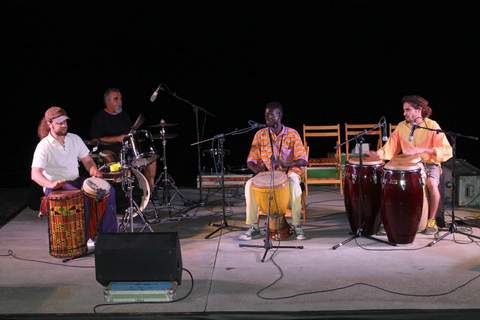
left=54, top=128, right=68, bottom=136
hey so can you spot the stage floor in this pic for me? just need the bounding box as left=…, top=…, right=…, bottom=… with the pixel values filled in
left=1, top=186, right=479, bottom=315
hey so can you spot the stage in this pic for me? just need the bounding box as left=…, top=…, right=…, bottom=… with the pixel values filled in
left=0, top=186, right=479, bottom=318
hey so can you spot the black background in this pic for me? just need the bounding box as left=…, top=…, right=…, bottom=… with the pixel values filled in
left=5, top=1, right=480, bottom=187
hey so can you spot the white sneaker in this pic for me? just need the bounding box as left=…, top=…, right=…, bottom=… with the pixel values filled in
left=294, top=225, right=306, bottom=240
left=239, top=225, right=261, bottom=241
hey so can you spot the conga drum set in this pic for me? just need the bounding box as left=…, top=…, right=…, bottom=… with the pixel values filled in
left=344, top=157, right=384, bottom=236
left=341, top=154, right=427, bottom=245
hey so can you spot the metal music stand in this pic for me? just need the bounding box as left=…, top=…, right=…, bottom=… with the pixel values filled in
left=418, top=127, right=480, bottom=246
left=239, top=156, right=304, bottom=263
left=192, top=125, right=255, bottom=239
left=332, top=118, right=396, bottom=249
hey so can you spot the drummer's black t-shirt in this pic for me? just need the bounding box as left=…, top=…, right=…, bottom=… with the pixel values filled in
left=90, top=109, right=133, bottom=213
left=90, top=109, right=132, bottom=155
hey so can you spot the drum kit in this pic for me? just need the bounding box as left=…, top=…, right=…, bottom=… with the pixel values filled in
left=85, top=118, right=184, bottom=230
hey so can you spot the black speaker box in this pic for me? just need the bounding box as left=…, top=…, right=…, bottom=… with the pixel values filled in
left=95, top=232, right=182, bottom=286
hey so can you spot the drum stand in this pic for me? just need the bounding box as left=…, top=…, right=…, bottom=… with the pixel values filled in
left=239, top=157, right=303, bottom=262
left=118, top=143, right=153, bottom=232
left=427, top=129, right=480, bottom=246
left=153, top=127, right=191, bottom=218
left=332, top=126, right=396, bottom=250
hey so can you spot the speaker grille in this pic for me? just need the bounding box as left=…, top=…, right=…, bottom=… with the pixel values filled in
left=95, top=232, right=182, bottom=286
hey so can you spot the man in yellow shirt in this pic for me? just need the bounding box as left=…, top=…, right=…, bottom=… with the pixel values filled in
left=240, top=102, right=308, bottom=240
left=369, top=95, right=452, bottom=235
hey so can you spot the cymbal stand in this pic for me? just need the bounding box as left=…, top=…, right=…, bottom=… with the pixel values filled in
left=332, top=118, right=396, bottom=249
left=153, top=126, right=191, bottom=218
left=118, top=140, right=153, bottom=232
left=192, top=125, right=254, bottom=239
left=152, top=84, right=216, bottom=205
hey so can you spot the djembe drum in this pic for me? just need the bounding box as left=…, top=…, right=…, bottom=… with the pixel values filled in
left=47, top=190, right=87, bottom=258
left=251, top=171, right=291, bottom=240
left=82, top=177, right=111, bottom=240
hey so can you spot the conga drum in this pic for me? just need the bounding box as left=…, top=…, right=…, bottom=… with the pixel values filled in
left=343, top=158, right=384, bottom=235
left=381, top=162, right=424, bottom=244
left=251, top=171, right=291, bottom=240
left=47, top=190, right=87, bottom=258
left=82, top=177, right=111, bottom=240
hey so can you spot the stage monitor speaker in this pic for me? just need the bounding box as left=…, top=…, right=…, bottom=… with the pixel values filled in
left=95, top=232, right=182, bottom=287
left=441, top=158, right=480, bottom=208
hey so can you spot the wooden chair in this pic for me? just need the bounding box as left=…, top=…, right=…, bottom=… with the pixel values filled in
left=344, top=123, right=383, bottom=161
left=302, top=124, right=343, bottom=196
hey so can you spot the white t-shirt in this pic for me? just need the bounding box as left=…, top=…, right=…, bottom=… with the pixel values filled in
left=31, top=133, right=90, bottom=181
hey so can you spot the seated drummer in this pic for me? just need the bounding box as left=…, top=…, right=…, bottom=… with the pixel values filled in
left=368, top=95, right=452, bottom=235
left=239, top=102, right=308, bottom=241
left=31, top=106, right=118, bottom=234
left=90, top=88, right=157, bottom=188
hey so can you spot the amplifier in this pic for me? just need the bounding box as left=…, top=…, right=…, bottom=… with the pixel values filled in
left=442, top=159, right=480, bottom=208
left=197, top=174, right=253, bottom=189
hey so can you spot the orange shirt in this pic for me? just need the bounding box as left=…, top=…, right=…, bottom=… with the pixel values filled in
left=378, top=118, right=452, bottom=165
left=247, top=126, right=307, bottom=176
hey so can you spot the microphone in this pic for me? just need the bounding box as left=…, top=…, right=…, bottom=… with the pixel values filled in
left=150, top=84, right=162, bottom=102
left=409, top=123, right=417, bottom=142
left=381, top=117, right=388, bottom=142
left=248, top=120, right=266, bottom=129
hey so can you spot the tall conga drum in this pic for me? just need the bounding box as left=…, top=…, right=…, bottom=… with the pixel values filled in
left=343, top=158, right=384, bottom=235
left=251, top=171, right=291, bottom=240
left=82, top=177, right=111, bottom=240
left=47, top=190, right=87, bottom=258
left=381, top=162, right=424, bottom=244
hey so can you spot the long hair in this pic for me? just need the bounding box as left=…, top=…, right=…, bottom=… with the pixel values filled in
left=401, top=95, right=432, bottom=118
left=37, top=117, right=50, bottom=140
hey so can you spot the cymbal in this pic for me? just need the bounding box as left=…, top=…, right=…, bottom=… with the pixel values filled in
left=84, top=139, right=115, bottom=146
left=151, top=133, right=179, bottom=140
left=147, top=122, right=178, bottom=128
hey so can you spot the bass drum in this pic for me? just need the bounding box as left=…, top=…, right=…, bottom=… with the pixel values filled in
left=117, top=168, right=151, bottom=217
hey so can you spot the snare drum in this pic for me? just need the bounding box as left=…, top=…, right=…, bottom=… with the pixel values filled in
left=47, top=190, right=87, bottom=258
left=251, top=171, right=292, bottom=240
left=343, top=158, right=384, bottom=235
left=126, top=130, right=157, bottom=168
left=82, top=177, right=111, bottom=240
left=381, top=162, right=424, bottom=244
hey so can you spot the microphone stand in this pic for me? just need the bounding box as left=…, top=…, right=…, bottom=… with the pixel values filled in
left=239, top=155, right=304, bottom=263
left=154, top=84, right=215, bottom=206
left=405, top=126, right=480, bottom=246
left=192, top=126, right=254, bottom=239
left=333, top=120, right=396, bottom=249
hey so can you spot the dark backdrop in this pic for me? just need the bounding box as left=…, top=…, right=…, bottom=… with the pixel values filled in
left=5, top=1, right=480, bottom=187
